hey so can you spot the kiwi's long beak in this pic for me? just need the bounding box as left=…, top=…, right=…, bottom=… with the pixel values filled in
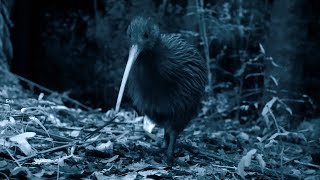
left=115, top=45, right=140, bottom=112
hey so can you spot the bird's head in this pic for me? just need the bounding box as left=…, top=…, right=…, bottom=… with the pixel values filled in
left=127, top=16, right=160, bottom=52
left=115, top=17, right=160, bottom=112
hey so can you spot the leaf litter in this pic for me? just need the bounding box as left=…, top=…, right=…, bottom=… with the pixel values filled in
left=0, top=91, right=319, bottom=179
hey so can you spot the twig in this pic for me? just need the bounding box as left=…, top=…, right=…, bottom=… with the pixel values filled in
left=241, top=91, right=263, bottom=99
left=1, top=69, right=92, bottom=111
left=16, top=143, right=75, bottom=162
left=83, top=115, right=118, bottom=141
left=245, top=73, right=265, bottom=79
left=58, top=126, right=124, bottom=134
left=57, top=164, right=60, bottom=180
left=294, top=160, right=320, bottom=169
left=212, top=65, right=236, bottom=78
left=268, top=105, right=280, bottom=133
left=280, top=145, right=284, bottom=180
left=0, top=172, right=9, bottom=180
left=211, top=163, right=237, bottom=170
left=116, top=131, right=130, bottom=141
left=5, top=148, right=22, bottom=167
left=17, top=124, right=76, bottom=142
left=283, top=155, right=304, bottom=165
left=16, top=135, right=108, bottom=163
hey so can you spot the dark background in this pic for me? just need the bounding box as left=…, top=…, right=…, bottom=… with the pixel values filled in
left=9, top=0, right=320, bottom=122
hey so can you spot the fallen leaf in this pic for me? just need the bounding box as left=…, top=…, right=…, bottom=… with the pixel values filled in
left=237, top=149, right=257, bottom=178
left=256, top=154, right=266, bottom=173
left=143, top=116, right=155, bottom=133
left=9, top=132, right=36, bottom=155
left=96, top=141, right=113, bottom=151
left=262, top=97, right=277, bottom=116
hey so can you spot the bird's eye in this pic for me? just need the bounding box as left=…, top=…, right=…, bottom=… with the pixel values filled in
left=144, top=32, right=149, bottom=39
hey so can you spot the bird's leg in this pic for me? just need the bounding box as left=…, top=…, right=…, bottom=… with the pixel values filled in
left=166, top=130, right=177, bottom=166
left=162, top=128, right=169, bottom=149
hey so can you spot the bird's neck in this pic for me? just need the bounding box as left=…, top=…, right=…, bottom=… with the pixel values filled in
left=138, top=38, right=162, bottom=66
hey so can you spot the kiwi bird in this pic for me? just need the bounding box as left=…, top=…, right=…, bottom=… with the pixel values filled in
left=115, top=16, right=207, bottom=165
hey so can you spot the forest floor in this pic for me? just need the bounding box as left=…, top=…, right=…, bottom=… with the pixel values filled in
left=0, top=83, right=320, bottom=179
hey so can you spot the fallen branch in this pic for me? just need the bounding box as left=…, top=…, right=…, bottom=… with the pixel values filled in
left=0, top=68, right=92, bottom=111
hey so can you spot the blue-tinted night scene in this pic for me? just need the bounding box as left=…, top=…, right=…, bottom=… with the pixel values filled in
left=0, top=0, right=319, bottom=179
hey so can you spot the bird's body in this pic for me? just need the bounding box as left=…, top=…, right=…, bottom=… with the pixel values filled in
left=116, top=17, right=207, bottom=165
left=128, top=34, right=207, bottom=133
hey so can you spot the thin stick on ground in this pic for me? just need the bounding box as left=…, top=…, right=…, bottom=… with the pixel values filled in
left=5, top=148, right=22, bottom=167
left=16, top=143, right=75, bottom=162
left=211, top=163, right=237, bottom=170
left=83, top=115, right=118, bottom=141
left=294, top=160, right=320, bottom=169
left=17, top=124, right=76, bottom=142
left=0, top=172, right=10, bottom=180
left=1, top=68, right=92, bottom=111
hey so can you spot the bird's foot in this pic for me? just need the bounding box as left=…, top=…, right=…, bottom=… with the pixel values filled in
left=165, top=153, right=173, bottom=167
